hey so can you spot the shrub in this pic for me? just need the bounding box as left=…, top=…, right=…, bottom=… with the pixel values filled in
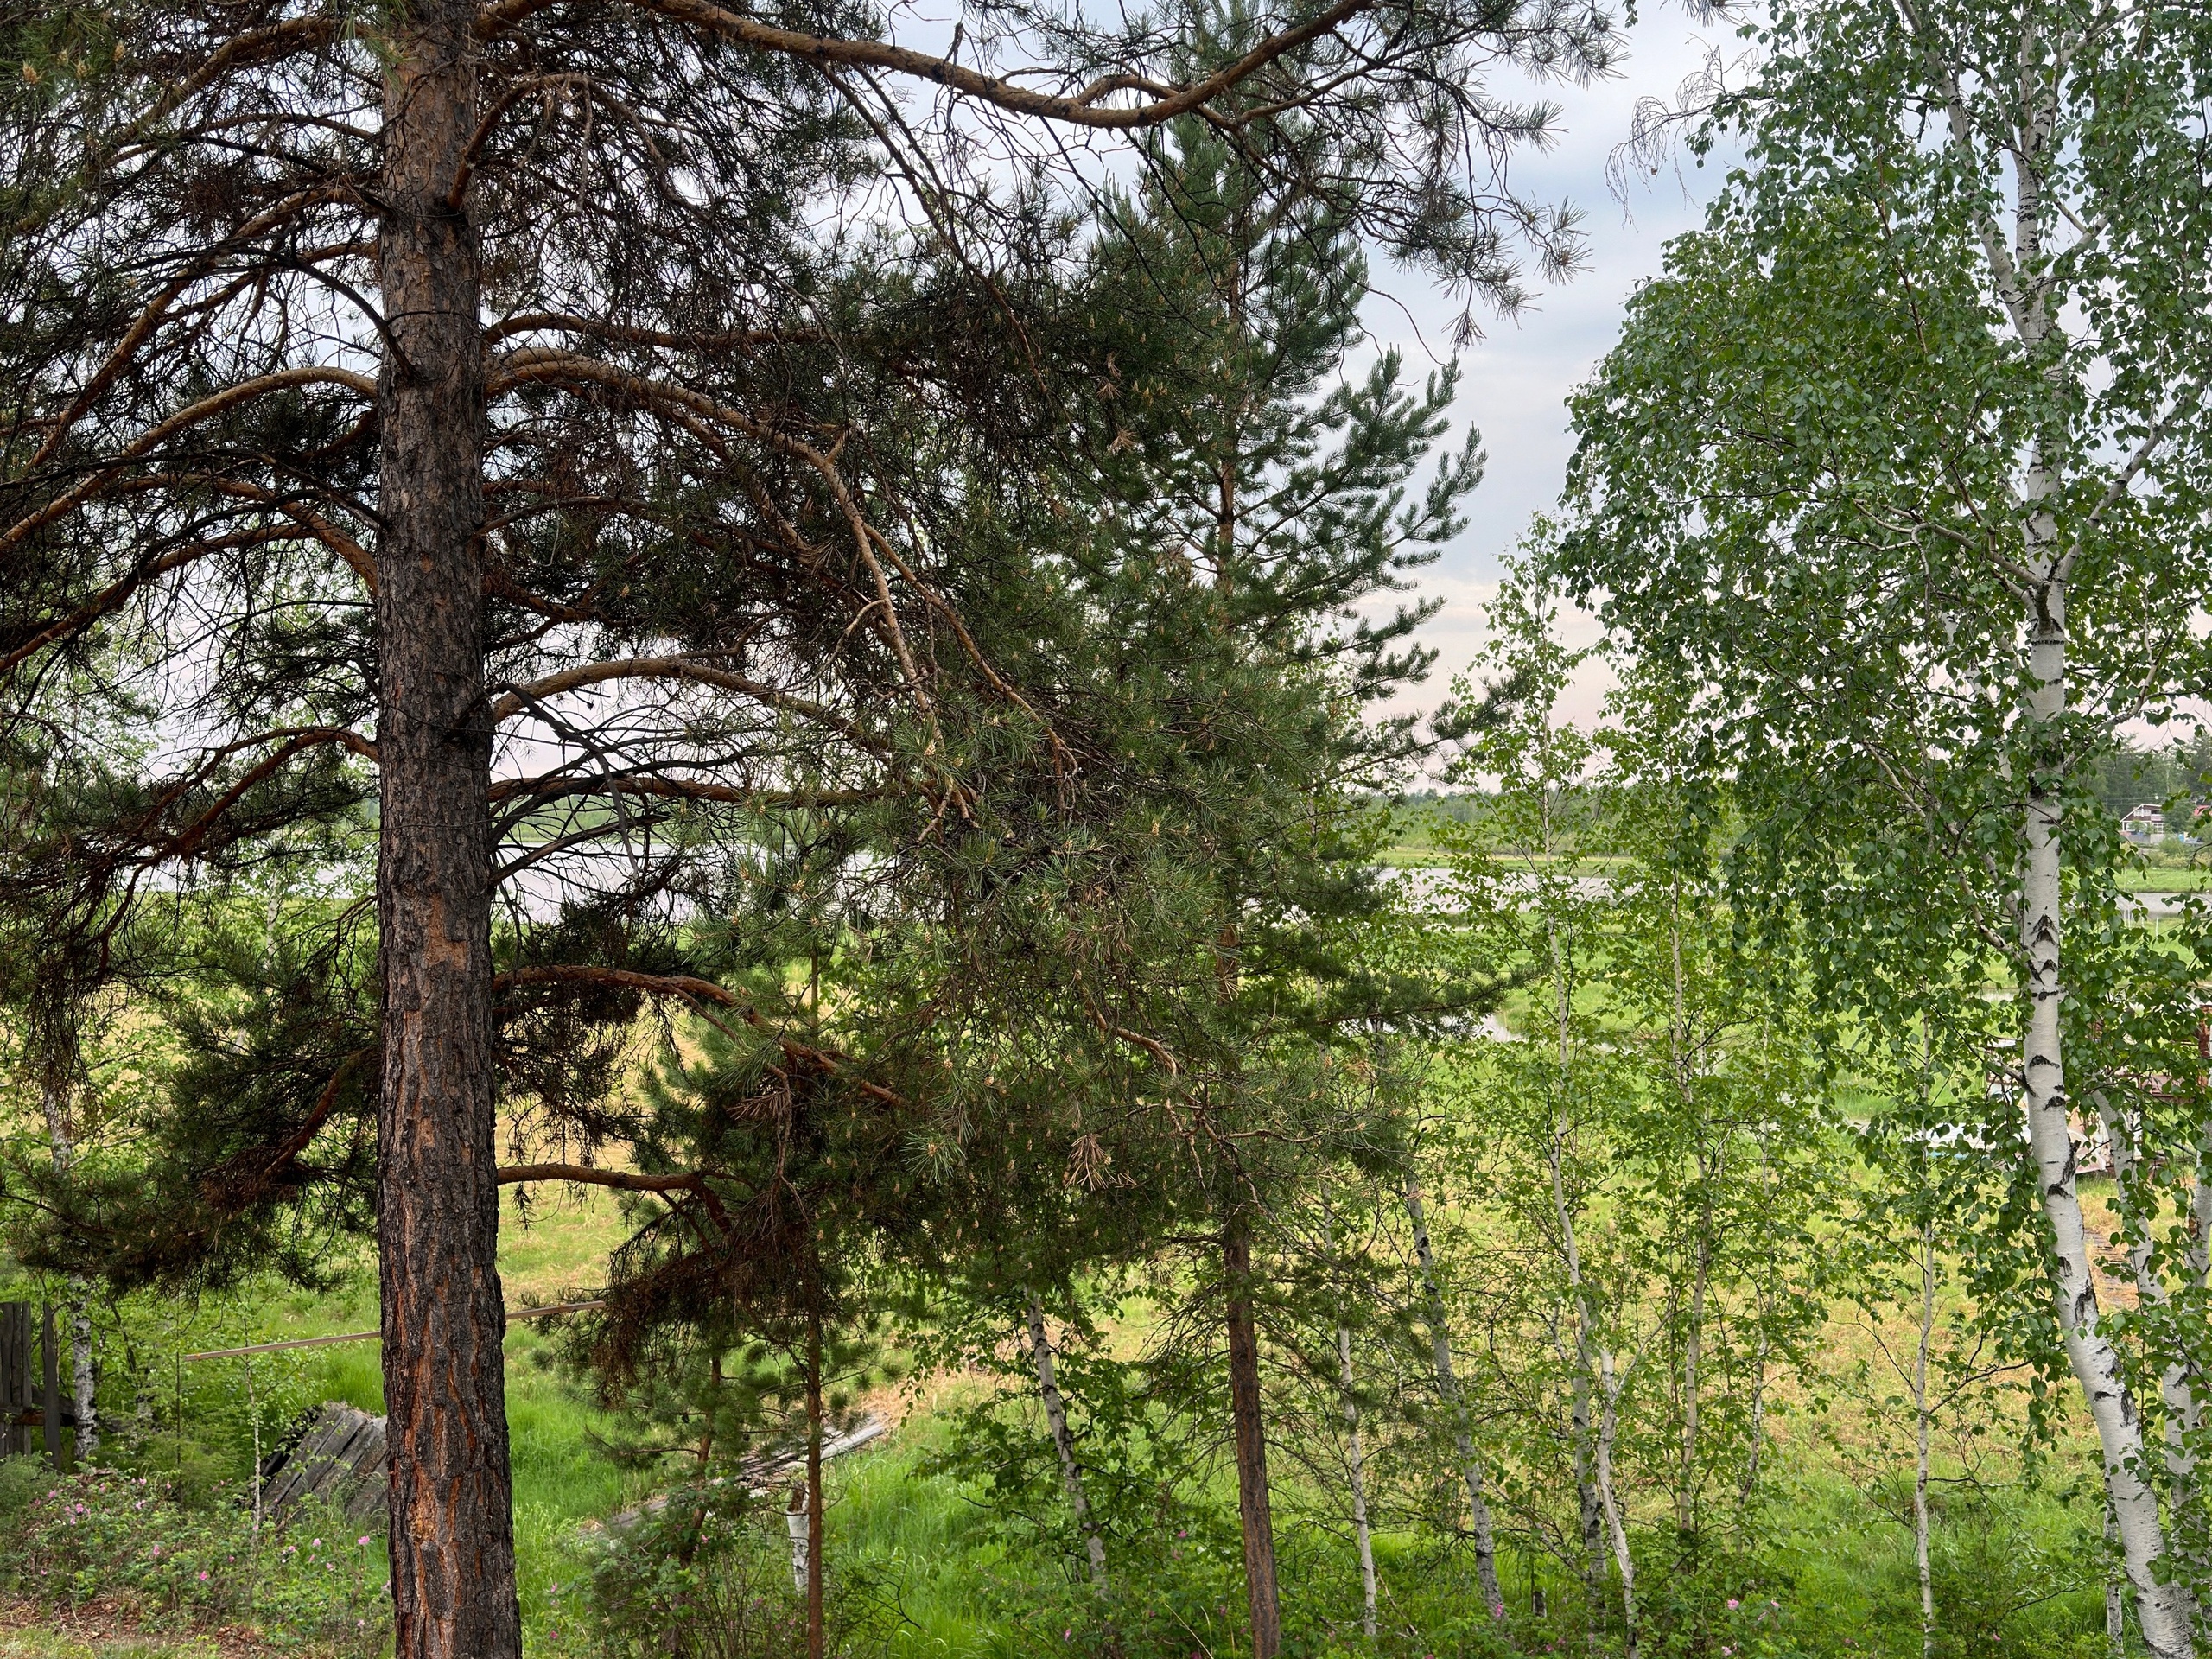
left=564, top=1481, right=882, bottom=1659
left=0, top=1462, right=386, bottom=1653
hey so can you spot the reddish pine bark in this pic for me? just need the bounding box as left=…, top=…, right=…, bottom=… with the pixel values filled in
left=1224, top=1217, right=1281, bottom=1658
left=806, top=1318, right=826, bottom=1659
left=374, top=5, right=520, bottom=1657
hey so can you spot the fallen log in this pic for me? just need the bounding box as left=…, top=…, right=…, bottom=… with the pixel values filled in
left=587, top=1414, right=891, bottom=1536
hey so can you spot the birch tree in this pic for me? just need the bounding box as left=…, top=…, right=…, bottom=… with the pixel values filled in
left=0, top=705, right=159, bottom=1464
left=1603, top=674, right=1834, bottom=1586
left=1263, top=1154, right=1408, bottom=1641
left=1027, top=1293, right=1111, bottom=1593
left=1559, top=3, right=2212, bottom=1649
left=1841, top=1005, right=2018, bottom=1658
left=28, top=989, right=99, bottom=1460
left=1335, top=1313, right=1380, bottom=1639
left=1436, top=564, right=1833, bottom=1644
left=1435, top=562, right=1635, bottom=1637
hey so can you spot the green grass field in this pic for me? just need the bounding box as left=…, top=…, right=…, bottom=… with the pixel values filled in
left=0, top=1168, right=2126, bottom=1657
left=1382, top=841, right=2212, bottom=894
left=2120, top=864, right=2212, bottom=893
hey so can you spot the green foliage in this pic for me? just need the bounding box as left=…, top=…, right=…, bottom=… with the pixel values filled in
left=1556, top=0, right=2212, bottom=1635
left=0, top=1463, right=385, bottom=1651
left=555, top=1488, right=881, bottom=1659
left=1422, top=558, right=1844, bottom=1644
left=927, top=1321, right=1216, bottom=1565
left=12, top=3, right=2205, bottom=1654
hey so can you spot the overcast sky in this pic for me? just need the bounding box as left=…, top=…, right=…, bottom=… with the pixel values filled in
left=1361, top=10, right=1751, bottom=734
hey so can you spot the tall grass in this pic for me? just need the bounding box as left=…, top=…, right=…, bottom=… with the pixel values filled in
left=831, top=1427, right=1013, bottom=1659
left=0, top=1185, right=2126, bottom=1656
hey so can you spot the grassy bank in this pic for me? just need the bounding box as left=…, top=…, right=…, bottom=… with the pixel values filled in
left=0, top=1179, right=2124, bottom=1658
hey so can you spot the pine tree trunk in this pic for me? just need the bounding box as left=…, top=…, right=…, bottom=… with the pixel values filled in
left=374, top=8, right=518, bottom=1658
left=1027, top=1292, right=1107, bottom=1591
left=1224, top=1216, right=1281, bottom=1659
left=1337, top=1319, right=1377, bottom=1638
left=1402, top=1174, right=1505, bottom=1614
left=806, top=1317, right=825, bottom=1659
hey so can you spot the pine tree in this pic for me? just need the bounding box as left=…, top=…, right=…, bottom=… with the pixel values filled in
left=1059, top=102, right=1517, bottom=1653
left=0, top=3, right=1614, bottom=1650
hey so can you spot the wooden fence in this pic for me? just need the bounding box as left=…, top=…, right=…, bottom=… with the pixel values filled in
left=0, top=1301, right=73, bottom=1467
left=0, top=1297, right=604, bottom=1475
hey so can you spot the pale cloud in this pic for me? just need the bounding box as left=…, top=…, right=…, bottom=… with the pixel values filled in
left=1356, top=10, right=1749, bottom=734
left=1394, top=571, right=1618, bottom=734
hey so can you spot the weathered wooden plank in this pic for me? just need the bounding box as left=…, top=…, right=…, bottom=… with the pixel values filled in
left=40, top=1307, right=60, bottom=1468
left=0, top=1303, right=29, bottom=1458
left=593, top=1414, right=890, bottom=1535
left=263, top=1412, right=353, bottom=1512
left=257, top=1402, right=389, bottom=1525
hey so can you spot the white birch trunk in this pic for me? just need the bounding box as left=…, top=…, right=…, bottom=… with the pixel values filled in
left=786, top=1485, right=810, bottom=1594
left=1915, top=1226, right=1935, bottom=1659
left=2189, top=1077, right=2212, bottom=1592
left=1403, top=1174, right=1505, bottom=1613
left=2108, top=1499, right=2126, bottom=1657
left=1549, top=1135, right=1605, bottom=1619
left=1573, top=1363, right=1601, bottom=1614
left=1667, top=886, right=1711, bottom=1546
left=1916, top=10, right=2194, bottom=1644
left=1337, top=1319, right=1377, bottom=1638
left=1679, top=1198, right=1709, bottom=1540
left=1542, top=861, right=1607, bottom=1620
left=2094, top=1093, right=2199, bottom=1519
left=1741, top=1137, right=1777, bottom=1510
left=1740, top=1305, right=1768, bottom=1510
left=35, top=1003, right=97, bottom=1459
left=1596, top=1348, right=1636, bottom=1659
left=2191, top=1021, right=2212, bottom=1312
left=2019, top=553, right=2189, bottom=1654
left=66, top=1291, right=95, bottom=1461
left=1027, top=1292, right=1108, bottom=1592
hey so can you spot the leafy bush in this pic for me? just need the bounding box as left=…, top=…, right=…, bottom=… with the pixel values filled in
left=0, top=1460, right=386, bottom=1652
left=561, top=1481, right=883, bottom=1659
